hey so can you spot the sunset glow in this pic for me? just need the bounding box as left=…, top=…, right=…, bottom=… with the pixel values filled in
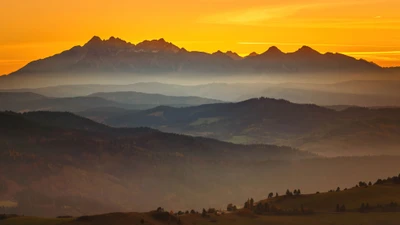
left=1, top=0, right=400, bottom=75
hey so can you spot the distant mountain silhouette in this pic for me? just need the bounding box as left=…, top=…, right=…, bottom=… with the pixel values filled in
left=5, top=36, right=383, bottom=78
left=88, top=91, right=223, bottom=105
left=0, top=91, right=223, bottom=112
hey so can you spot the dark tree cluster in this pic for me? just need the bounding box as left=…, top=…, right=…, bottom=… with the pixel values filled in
left=254, top=202, right=271, bottom=214
left=285, top=189, right=301, bottom=197
left=243, top=198, right=254, bottom=210
left=242, top=197, right=312, bottom=215
left=374, top=174, right=400, bottom=185
left=360, top=202, right=400, bottom=213
left=335, top=204, right=346, bottom=212
left=226, top=203, right=237, bottom=212
left=359, top=203, right=371, bottom=213
left=357, top=181, right=369, bottom=187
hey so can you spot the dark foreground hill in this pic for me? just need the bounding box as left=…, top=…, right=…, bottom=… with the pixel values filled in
left=1, top=112, right=400, bottom=217
left=106, top=97, right=400, bottom=156
left=4, top=211, right=400, bottom=225
left=2, top=175, right=400, bottom=225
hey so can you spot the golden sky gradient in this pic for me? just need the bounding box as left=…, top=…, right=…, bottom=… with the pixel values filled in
left=1, top=0, right=400, bottom=75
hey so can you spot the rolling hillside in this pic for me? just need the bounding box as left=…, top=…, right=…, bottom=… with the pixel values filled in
left=106, top=97, right=400, bottom=156
left=260, top=178, right=400, bottom=212
left=2, top=112, right=400, bottom=217
left=0, top=111, right=314, bottom=217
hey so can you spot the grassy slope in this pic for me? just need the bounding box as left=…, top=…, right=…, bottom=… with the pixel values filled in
left=179, top=213, right=400, bottom=225
left=5, top=212, right=400, bottom=225
left=262, top=184, right=400, bottom=212
left=4, top=184, right=400, bottom=225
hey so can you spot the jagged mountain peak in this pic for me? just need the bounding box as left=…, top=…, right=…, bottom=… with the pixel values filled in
left=225, top=51, right=242, bottom=60
left=294, top=45, right=321, bottom=55
left=247, top=52, right=259, bottom=57
left=84, top=36, right=103, bottom=47
left=261, top=46, right=284, bottom=57
left=136, top=38, right=180, bottom=53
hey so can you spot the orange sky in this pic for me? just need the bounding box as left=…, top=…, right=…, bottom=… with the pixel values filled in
left=1, top=0, right=400, bottom=75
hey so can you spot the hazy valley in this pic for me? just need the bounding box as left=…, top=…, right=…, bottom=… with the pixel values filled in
left=0, top=35, right=400, bottom=225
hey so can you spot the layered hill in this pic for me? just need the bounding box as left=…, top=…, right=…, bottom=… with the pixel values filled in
left=0, top=111, right=313, bottom=217
left=88, top=91, right=223, bottom=106
left=106, top=97, right=400, bottom=156
left=0, top=91, right=222, bottom=112
left=2, top=111, right=400, bottom=217
left=5, top=81, right=400, bottom=107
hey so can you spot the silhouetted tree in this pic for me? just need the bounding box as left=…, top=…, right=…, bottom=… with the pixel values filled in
left=336, top=187, right=341, bottom=192
left=293, top=189, right=301, bottom=196
left=336, top=204, right=340, bottom=212
left=249, top=198, right=254, bottom=210
left=244, top=199, right=249, bottom=209
left=207, top=208, right=215, bottom=214
left=359, top=181, right=367, bottom=187
left=202, top=208, right=207, bottom=217
left=340, top=204, right=346, bottom=212
left=227, top=203, right=235, bottom=212
left=268, top=192, right=274, bottom=199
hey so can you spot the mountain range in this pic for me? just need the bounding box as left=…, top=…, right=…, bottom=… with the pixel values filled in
left=6, top=36, right=382, bottom=76
left=1, top=36, right=395, bottom=89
